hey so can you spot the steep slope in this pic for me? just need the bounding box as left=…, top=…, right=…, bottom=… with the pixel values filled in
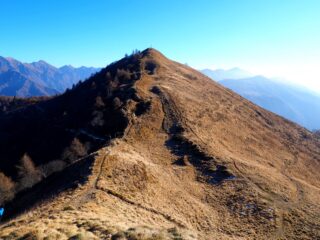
left=218, top=76, right=320, bottom=130
left=0, top=49, right=319, bottom=240
left=0, top=56, right=100, bottom=96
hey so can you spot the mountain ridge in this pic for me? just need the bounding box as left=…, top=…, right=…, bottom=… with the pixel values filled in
left=0, top=48, right=319, bottom=239
left=201, top=69, right=320, bottom=130
left=0, top=56, right=101, bottom=97
left=201, top=67, right=253, bottom=81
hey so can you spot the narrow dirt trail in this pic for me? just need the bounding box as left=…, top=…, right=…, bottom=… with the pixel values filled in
left=64, top=80, right=189, bottom=229
left=64, top=152, right=108, bottom=210
left=155, top=85, right=297, bottom=239
left=65, top=143, right=187, bottom=228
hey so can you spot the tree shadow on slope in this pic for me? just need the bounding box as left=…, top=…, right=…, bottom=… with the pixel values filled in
left=152, top=85, right=235, bottom=185
left=163, top=117, right=234, bottom=184
left=165, top=134, right=234, bottom=184
left=1, top=154, right=96, bottom=222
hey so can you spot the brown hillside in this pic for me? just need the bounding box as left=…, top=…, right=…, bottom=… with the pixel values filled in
left=0, top=49, right=319, bottom=240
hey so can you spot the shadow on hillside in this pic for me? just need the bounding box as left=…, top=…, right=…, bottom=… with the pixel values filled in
left=152, top=85, right=235, bottom=185
left=165, top=134, right=235, bottom=184
left=1, top=154, right=96, bottom=223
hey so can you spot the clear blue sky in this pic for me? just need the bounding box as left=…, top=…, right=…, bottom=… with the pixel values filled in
left=1, top=0, right=320, bottom=90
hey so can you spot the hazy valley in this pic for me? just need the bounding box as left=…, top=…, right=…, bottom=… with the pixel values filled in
left=202, top=68, right=320, bottom=130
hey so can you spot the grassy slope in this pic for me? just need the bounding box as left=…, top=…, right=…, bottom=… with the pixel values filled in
left=0, top=49, right=319, bottom=240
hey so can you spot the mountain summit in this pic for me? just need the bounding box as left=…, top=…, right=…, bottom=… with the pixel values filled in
left=0, top=49, right=319, bottom=239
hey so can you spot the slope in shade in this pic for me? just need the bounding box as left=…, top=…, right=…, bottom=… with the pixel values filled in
left=0, top=52, right=143, bottom=178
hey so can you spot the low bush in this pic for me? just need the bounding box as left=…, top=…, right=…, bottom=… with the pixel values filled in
left=39, top=160, right=67, bottom=178
left=62, top=138, right=88, bottom=163
left=16, top=154, right=42, bottom=191
left=0, top=171, right=15, bottom=205
left=116, top=69, right=131, bottom=82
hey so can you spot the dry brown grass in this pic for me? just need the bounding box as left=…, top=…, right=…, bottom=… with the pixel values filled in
left=0, top=49, right=319, bottom=240
left=0, top=172, right=15, bottom=204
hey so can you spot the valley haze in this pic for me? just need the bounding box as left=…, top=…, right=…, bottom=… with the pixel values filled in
left=201, top=68, right=320, bottom=130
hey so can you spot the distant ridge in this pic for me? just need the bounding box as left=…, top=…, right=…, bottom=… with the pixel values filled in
left=201, top=67, right=253, bottom=81
left=0, top=56, right=101, bottom=97
left=202, top=69, right=320, bottom=130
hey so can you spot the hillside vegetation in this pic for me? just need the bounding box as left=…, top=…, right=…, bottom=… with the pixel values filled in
left=0, top=49, right=319, bottom=240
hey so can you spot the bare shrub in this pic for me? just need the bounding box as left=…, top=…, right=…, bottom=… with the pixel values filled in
left=39, top=160, right=67, bottom=178
left=62, top=138, right=88, bottom=163
left=0, top=172, right=15, bottom=204
left=106, top=81, right=113, bottom=98
left=116, top=69, right=131, bottom=81
left=135, top=101, right=151, bottom=116
left=145, top=60, right=157, bottom=75
left=91, top=81, right=97, bottom=90
left=16, top=154, right=42, bottom=190
left=105, top=71, right=112, bottom=80
left=91, top=111, right=105, bottom=127
left=112, top=97, right=122, bottom=109
left=95, top=96, right=105, bottom=108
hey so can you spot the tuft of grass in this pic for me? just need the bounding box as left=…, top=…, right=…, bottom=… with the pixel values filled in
left=167, top=228, right=183, bottom=240
left=63, top=205, right=76, bottom=211
left=111, top=231, right=126, bottom=240
left=17, top=232, right=40, bottom=240
left=68, top=234, right=84, bottom=240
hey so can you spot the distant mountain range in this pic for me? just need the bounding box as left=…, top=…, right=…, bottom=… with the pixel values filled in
left=201, top=68, right=320, bottom=130
left=0, top=56, right=101, bottom=97
left=201, top=67, right=253, bottom=81
left=2, top=56, right=319, bottom=130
